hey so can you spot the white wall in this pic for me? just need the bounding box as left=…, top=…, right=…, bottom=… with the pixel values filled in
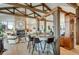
left=0, top=14, right=15, bottom=22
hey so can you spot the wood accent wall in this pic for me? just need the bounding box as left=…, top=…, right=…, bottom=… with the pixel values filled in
left=60, top=36, right=74, bottom=50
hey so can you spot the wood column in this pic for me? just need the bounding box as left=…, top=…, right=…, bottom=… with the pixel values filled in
left=37, top=19, right=39, bottom=31
left=53, top=7, right=60, bottom=55
left=76, top=7, right=79, bottom=44
left=74, top=17, right=76, bottom=48
left=44, top=19, right=46, bottom=32
left=24, top=17, right=27, bottom=32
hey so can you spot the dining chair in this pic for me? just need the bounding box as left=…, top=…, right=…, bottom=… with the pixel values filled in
left=44, top=37, right=54, bottom=55
left=32, top=38, right=42, bottom=55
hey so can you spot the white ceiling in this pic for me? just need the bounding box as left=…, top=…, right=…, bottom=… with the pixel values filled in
left=0, top=3, right=13, bottom=7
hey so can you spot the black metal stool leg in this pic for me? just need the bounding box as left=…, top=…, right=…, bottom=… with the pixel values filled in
left=47, top=44, right=49, bottom=55
left=43, top=42, right=46, bottom=53
left=29, top=43, right=31, bottom=53
left=27, top=41, right=30, bottom=49
left=38, top=43, right=40, bottom=55
left=49, top=44, right=52, bottom=54
left=32, top=43, right=35, bottom=54
left=52, top=42, right=55, bottom=54
left=35, top=44, right=37, bottom=52
left=25, top=37, right=26, bottom=42
left=40, top=43, right=42, bottom=51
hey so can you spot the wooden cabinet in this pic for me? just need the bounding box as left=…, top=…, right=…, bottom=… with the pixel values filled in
left=60, top=36, right=74, bottom=50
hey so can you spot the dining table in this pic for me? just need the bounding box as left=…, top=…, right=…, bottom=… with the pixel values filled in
left=31, top=34, right=54, bottom=41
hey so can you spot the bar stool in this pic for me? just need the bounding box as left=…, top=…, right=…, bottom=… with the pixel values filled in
left=44, top=37, right=54, bottom=54
left=27, top=35, right=34, bottom=53
left=32, top=38, right=42, bottom=54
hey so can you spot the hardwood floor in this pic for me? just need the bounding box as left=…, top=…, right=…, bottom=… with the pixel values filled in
left=2, top=38, right=54, bottom=55
left=60, top=46, right=79, bottom=55
left=2, top=38, right=79, bottom=55
left=3, top=43, right=29, bottom=55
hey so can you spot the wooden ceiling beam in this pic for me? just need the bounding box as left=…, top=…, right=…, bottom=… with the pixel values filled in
left=6, top=3, right=48, bottom=21
left=0, top=3, right=45, bottom=18
left=25, top=3, right=46, bottom=13
left=0, top=4, right=42, bottom=10
left=30, top=3, right=32, bottom=6
left=0, top=7, right=18, bottom=10
left=7, top=3, right=26, bottom=8
left=27, top=13, right=34, bottom=15
left=7, top=3, right=46, bottom=13
left=29, top=3, right=42, bottom=7
left=67, top=3, right=78, bottom=8
left=24, top=3, right=41, bottom=17
left=37, top=7, right=57, bottom=20
left=33, top=4, right=42, bottom=7
left=24, top=3, right=48, bottom=21
left=15, top=8, right=25, bottom=15
left=5, top=8, right=14, bottom=14
left=0, top=10, right=34, bottom=18
left=42, top=3, right=51, bottom=11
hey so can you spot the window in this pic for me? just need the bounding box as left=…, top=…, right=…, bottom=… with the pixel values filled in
left=8, top=22, right=14, bottom=30
left=27, top=18, right=37, bottom=33
left=46, top=15, right=54, bottom=33
left=39, top=21, right=44, bottom=33
left=60, top=12, right=66, bottom=35
left=46, top=22, right=54, bottom=33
